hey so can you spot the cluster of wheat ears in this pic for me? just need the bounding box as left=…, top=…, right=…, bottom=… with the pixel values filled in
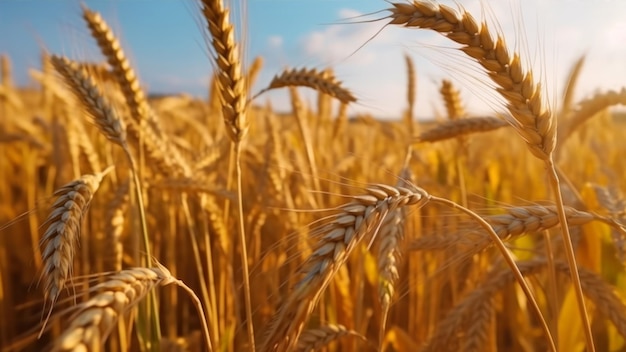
left=1, top=0, right=626, bottom=351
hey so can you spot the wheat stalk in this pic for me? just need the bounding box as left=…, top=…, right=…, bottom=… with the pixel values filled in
left=51, top=267, right=174, bottom=352
left=386, top=3, right=593, bottom=347
left=260, top=184, right=430, bottom=352
left=200, top=2, right=256, bottom=349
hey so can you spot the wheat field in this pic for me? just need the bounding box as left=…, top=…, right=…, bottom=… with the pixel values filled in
left=2, top=1, right=626, bottom=351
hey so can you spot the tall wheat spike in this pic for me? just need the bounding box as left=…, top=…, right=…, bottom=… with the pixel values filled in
left=200, top=1, right=255, bottom=350
left=200, top=0, right=248, bottom=142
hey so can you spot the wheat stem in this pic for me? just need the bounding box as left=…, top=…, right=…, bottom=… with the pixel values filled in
left=430, top=196, right=555, bottom=351
left=236, top=141, right=255, bottom=351
left=546, top=157, right=594, bottom=351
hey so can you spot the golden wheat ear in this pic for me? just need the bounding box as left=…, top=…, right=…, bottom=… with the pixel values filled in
left=39, top=167, right=114, bottom=307
left=200, top=0, right=248, bottom=142
left=253, top=67, right=357, bottom=105
left=49, top=267, right=175, bottom=351
left=416, top=116, right=509, bottom=143
left=50, top=56, right=126, bottom=147
left=386, top=1, right=555, bottom=160
left=81, top=5, right=162, bottom=138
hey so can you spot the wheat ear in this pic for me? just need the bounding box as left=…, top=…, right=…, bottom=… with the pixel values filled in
left=81, top=6, right=162, bottom=138
left=387, top=1, right=555, bottom=160
left=296, top=324, right=366, bottom=352
left=560, top=55, right=586, bottom=117
left=260, top=184, right=430, bottom=352
left=422, top=260, right=546, bottom=352
left=376, top=167, right=413, bottom=350
left=50, top=56, right=126, bottom=146
left=200, top=0, right=248, bottom=142
left=254, top=67, right=357, bottom=105
left=404, top=54, right=416, bottom=136
left=40, top=166, right=114, bottom=305
left=51, top=267, right=174, bottom=352
left=416, top=116, right=508, bottom=143
left=440, top=79, right=465, bottom=120
left=410, top=205, right=598, bottom=251
left=558, top=88, right=626, bottom=147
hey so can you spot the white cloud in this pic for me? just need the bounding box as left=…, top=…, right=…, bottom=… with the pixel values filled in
left=267, top=35, right=283, bottom=48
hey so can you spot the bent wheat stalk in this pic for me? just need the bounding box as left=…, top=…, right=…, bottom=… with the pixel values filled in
left=385, top=3, right=592, bottom=349
left=428, top=196, right=555, bottom=351
left=51, top=54, right=161, bottom=346
left=51, top=265, right=211, bottom=352
left=260, top=184, right=430, bottom=352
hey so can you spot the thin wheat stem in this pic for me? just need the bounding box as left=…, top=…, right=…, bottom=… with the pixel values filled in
left=181, top=194, right=218, bottom=349
left=546, top=157, right=594, bottom=351
left=429, top=196, right=556, bottom=352
left=236, top=141, right=255, bottom=351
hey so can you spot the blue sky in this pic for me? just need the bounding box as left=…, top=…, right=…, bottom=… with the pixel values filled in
left=1, top=0, right=625, bottom=118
